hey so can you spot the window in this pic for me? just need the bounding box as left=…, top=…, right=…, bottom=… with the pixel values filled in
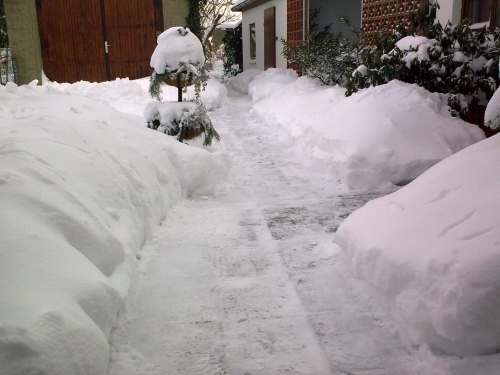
left=462, top=0, right=500, bottom=28
left=249, top=23, right=256, bottom=60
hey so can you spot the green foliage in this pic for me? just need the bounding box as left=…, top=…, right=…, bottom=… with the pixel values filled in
left=280, top=17, right=364, bottom=86
left=0, top=0, right=8, bottom=48
left=222, top=27, right=242, bottom=80
left=186, top=0, right=208, bottom=41
left=346, top=1, right=500, bottom=120
left=146, top=101, right=220, bottom=146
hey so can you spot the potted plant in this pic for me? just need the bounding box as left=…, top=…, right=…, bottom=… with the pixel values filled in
left=146, top=27, right=219, bottom=146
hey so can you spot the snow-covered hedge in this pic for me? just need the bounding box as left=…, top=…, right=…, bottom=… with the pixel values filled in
left=0, top=82, right=229, bottom=374
left=248, top=69, right=484, bottom=189
left=335, top=133, right=500, bottom=356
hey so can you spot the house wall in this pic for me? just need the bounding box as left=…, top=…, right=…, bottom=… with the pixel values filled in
left=163, top=0, right=189, bottom=28
left=309, top=0, right=362, bottom=39
left=4, top=0, right=43, bottom=85
left=241, top=0, right=287, bottom=71
left=432, top=0, right=462, bottom=25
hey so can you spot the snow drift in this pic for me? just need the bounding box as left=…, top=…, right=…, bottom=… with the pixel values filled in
left=247, top=70, right=484, bottom=189
left=44, top=76, right=227, bottom=116
left=335, top=134, right=500, bottom=356
left=0, top=82, right=229, bottom=374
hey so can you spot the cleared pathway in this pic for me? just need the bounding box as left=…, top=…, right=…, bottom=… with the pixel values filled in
left=107, top=89, right=421, bottom=375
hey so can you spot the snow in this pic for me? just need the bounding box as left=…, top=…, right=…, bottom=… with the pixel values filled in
left=1, top=61, right=498, bottom=374
left=150, top=27, right=205, bottom=74
left=44, top=76, right=227, bottom=116
left=335, top=133, right=500, bottom=356
left=485, top=86, right=500, bottom=130
left=0, top=81, right=229, bottom=374
left=247, top=70, right=484, bottom=189
left=228, top=68, right=262, bottom=94
left=248, top=68, right=298, bottom=102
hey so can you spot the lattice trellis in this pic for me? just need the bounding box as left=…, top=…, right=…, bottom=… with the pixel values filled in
left=363, top=0, right=425, bottom=39
left=287, top=0, right=304, bottom=47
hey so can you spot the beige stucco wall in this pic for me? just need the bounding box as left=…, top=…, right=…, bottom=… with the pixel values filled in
left=163, top=0, right=189, bottom=29
left=4, top=0, right=43, bottom=85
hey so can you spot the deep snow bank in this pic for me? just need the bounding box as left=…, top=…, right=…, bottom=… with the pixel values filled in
left=247, top=71, right=484, bottom=189
left=45, top=76, right=227, bottom=116
left=0, top=82, right=229, bottom=374
left=335, top=134, right=500, bottom=356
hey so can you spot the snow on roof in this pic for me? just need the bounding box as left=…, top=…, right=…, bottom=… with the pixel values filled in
left=150, top=27, right=205, bottom=74
left=232, top=0, right=271, bottom=11
left=220, top=20, right=242, bottom=30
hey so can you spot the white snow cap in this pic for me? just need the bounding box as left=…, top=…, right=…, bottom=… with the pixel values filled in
left=150, top=27, right=205, bottom=74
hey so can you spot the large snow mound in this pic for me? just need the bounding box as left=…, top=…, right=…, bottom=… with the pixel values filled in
left=248, top=68, right=298, bottom=102
left=0, top=82, right=229, bottom=374
left=229, top=69, right=262, bottom=94
left=335, top=134, right=500, bottom=356
left=252, top=78, right=484, bottom=189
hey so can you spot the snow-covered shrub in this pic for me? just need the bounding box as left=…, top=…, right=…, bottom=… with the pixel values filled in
left=281, top=17, right=363, bottom=86
left=147, top=26, right=220, bottom=146
left=346, top=2, right=500, bottom=121
left=149, top=27, right=206, bottom=101
left=144, top=101, right=220, bottom=146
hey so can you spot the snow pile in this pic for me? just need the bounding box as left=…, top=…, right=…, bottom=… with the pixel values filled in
left=228, top=69, right=262, bottom=94
left=43, top=77, right=227, bottom=116
left=150, top=27, right=205, bottom=74
left=485, top=86, right=500, bottom=130
left=252, top=77, right=484, bottom=189
left=335, top=134, right=500, bottom=356
left=248, top=68, right=298, bottom=102
left=0, top=82, right=229, bottom=374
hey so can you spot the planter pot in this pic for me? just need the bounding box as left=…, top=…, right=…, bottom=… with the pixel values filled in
left=164, top=71, right=194, bottom=88
left=179, top=125, right=204, bottom=142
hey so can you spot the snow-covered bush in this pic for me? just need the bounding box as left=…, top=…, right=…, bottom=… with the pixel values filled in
left=281, top=17, right=364, bottom=86
left=346, top=2, right=500, bottom=120
left=229, top=69, right=263, bottom=94
left=144, top=101, right=220, bottom=146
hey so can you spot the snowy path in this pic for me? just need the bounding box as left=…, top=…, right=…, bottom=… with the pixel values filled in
left=107, top=90, right=420, bottom=375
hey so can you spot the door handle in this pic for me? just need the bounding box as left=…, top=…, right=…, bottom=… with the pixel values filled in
left=105, top=41, right=111, bottom=54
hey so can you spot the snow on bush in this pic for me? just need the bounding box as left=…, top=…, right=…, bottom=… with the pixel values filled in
left=248, top=68, right=298, bottom=102
left=252, top=77, right=484, bottom=189
left=0, top=82, right=229, bottom=374
left=150, top=27, right=205, bottom=75
left=334, top=134, right=500, bottom=356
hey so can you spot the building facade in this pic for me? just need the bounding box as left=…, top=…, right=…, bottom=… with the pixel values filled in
left=3, top=0, right=188, bottom=84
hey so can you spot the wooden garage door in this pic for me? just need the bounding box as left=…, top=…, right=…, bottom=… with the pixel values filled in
left=36, top=0, right=163, bottom=83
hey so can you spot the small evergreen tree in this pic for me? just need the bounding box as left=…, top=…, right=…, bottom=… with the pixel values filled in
left=222, top=25, right=242, bottom=80
left=0, top=0, right=8, bottom=48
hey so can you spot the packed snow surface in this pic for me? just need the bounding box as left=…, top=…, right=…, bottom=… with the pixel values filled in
left=150, top=27, right=205, bottom=74
left=335, top=133, right=500, bottom=356
left=245, top=70, right=484, bottom=189
left=0, top=81, right=229, bottom=374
